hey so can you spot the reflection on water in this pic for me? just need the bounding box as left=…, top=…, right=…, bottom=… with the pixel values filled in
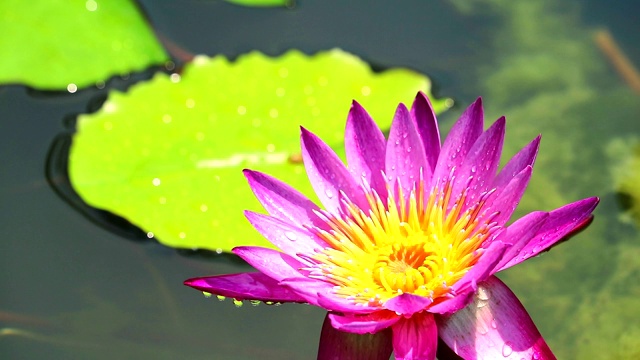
left=1, top=0, right=639, bottom=359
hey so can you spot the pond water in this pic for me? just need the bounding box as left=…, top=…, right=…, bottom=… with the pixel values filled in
left=1, top=1, right=639, bottom=359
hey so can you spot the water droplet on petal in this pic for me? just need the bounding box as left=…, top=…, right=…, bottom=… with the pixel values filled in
left=407, top=146, right=412, bottom=153
left=477, top=323, right=489, bottom=335
left=324, top=189, right=334, bottom=199
left=491, top=319, right=497, bottom=329
left=502, top=342, right=513, bottom=357
left=477, top=287, right=490, bottom=301
left=285, top=231, right=297, bottom=241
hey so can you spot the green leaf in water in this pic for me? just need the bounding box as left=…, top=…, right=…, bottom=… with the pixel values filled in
left=69, top=49, right=452, bottom=252
left=0, top=0, right=168, bottom=90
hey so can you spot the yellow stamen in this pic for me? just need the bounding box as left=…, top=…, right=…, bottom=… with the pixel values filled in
left=310, top=179, right=495, bottom=306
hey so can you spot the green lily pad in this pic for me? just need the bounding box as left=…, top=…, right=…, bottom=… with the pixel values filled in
left=0, top=0, right=168, bottom=90
left=69, top=49, right=452, bottom=252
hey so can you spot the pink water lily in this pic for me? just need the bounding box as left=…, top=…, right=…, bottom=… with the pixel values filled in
left=185, top=92, right=598, bottom=360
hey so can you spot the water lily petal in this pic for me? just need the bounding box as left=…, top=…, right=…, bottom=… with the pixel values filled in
left=392, top=312, right=438, bottom=360
left=410, top=91, right=441, bottom=172
left=492, top=211, right=548, bottom=272
left=316, top=291, right=382, bottom=314
left=481, top=166, right=533, bottom=227
left=345, top=100, right=387, bottom=195
left=232, top=246, right=305, bottom=282
left=329, top=311, right=400, bottom=334
left=184, top=272, right=307, bottom=303
left=278, top=276, right=335, bottom=307
left=383, top=293, right=433, bottom=316
left=386, top=103, right=429, bottom=198
left=431, top=98, right=484, bottom=184
left=454, top=117, right=505, bottom=212
left=301, top=127, right=367, bottom=212
left=429, top=240, right=507, bottom=314
left=244, top=211, right=325, bottom=260
left=494, top=136, right=540, bottom=189
left=437, top=276, right=556, bottom=360
left=498, top=196, right=599, bottom=270
left=318, top=313, right=393, bottom=360
left=243, top=169, right=327, bottom=229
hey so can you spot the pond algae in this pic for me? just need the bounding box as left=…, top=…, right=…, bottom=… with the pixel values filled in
left=449, top=0, right=640, bottom=358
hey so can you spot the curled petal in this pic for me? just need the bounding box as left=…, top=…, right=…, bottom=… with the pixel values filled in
left=437, top=276, right=556, bottom=360
left=329, top=311, right=401, bottom=335
left=318, top=312, right=393, bottom=360
left=392, top=312, right=438, bottom=360
left=184, top=272, right=306, bottom=303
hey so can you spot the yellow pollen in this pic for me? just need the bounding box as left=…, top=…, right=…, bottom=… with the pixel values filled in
left=311, top=180, right=495, bottom=305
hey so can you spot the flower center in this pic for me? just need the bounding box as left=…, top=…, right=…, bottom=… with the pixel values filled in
left=308, top=179, right=497, bottom=306
left=373, top=241, right=433, bottom=293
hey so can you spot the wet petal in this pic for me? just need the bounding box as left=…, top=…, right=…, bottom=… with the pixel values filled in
left=410, top=91, right=441, bottom=172
left=345, top=100, right=387, bottom=194
left=494, top=136, right=540, bottom=189
left=498, top=197, right=599, bottom=270
left=437, top=276, right=556, bottom=360
left=429, top=240, right=507, bottom=314
left=386, top=103, right=430, bottom=198
left=278, top=276, right=334, bottom=307
left=329, top=311, right=400, bottom=335
left=316, top=291, right=381, bottom=314
left=492, top=211, right=548, bottom=272
left=243, top=169, right=327, bottom=229
left=453, top=117, right=505, bottom=211
left=184, top=272, right=307, bottom=303
left=392, top=312, right=438, bottom=360
left=232, top=246, right=305, bottom=282
left=481, top=166, right=533, bottom=227
left=318, top=312, right=393, bottom=360
left=382, top=293, right=433, bottom=316
left=244, top=211, right=325, bottom=260
left=431, top=98, right=484, bottom=184
left=301, top=127, right=367, bottom=213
